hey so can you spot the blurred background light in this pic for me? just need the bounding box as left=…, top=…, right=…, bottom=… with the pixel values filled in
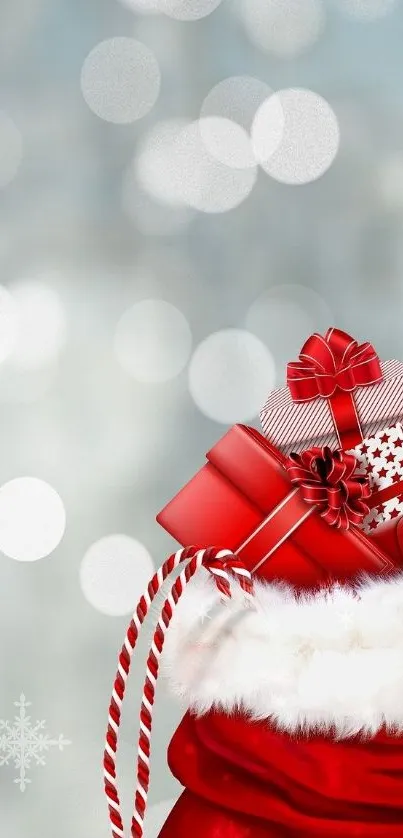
left=250, top=93, right=285, bottom=168
left=378, top=154, right=403, bottom=209
left=80, top=37, right=161, bottom=123
left=171, top=120, right=257, bottom=212
left=160, top=0, right=224, bottom=20
left=118, top=0, right=160, bottom=13
left=199, top=76, right=272, bottom=169
left=122, top=174, right=193, bottom=234
left=79, top=534, right=154, bottom=616
left=117, top=0, right=223, bottom=17
left=114, top=299, right=192, bottom=382
left=188, top=328, right=276, bottom=423
left=0, top=477, right=66, bottom=561
left=134, top=119, right=191, bottom=206
left=245, top=285, right=334, bottom=385
left=194, top=116, right=254, bottom=172
left=0, top=285, right=18, bottom=363
left=252, top=88, right=340, bottom=184
left=133, top=115, right=258, bottom=213
left=0, top=111, right=23, bottom=188
left=336, top=0, right=398, bottom=20
left=7, top=280, right=66, bottom=370
left=0, top=366, right=57, bottom=405
left=2, top=0, right=403, bottom=832
left=237, top=0, right=325, bottom=57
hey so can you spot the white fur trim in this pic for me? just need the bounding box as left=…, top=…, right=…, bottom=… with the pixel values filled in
left=161, top=569, right=403, bottom=738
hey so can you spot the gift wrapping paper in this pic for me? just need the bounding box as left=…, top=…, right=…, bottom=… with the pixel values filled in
left=260, top=360, right=403, bottom=455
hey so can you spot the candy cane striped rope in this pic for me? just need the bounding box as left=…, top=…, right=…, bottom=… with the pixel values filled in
left=104, top=545, right=255, bottom=838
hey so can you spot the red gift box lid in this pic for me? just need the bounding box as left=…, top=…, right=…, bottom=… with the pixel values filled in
left=371, top=516, right=403, bottom=567
left=157, top=425, right=395, bottom=587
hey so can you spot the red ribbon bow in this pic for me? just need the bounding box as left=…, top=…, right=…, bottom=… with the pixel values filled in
left=286, top=328, right=382, bottom=402
left=286, top=328, right=383, bottom=450
left=285, top=447, right=371, bottom=530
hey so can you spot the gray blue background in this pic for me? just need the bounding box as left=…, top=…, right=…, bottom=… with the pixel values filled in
left=1, top=0, right=403, bottom=835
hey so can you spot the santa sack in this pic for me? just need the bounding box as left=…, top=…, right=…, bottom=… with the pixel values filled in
left=103, top=546, right=403, bottom=838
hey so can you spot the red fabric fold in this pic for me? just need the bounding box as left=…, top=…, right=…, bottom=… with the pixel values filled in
left=159, top=711, right=403, bottom=837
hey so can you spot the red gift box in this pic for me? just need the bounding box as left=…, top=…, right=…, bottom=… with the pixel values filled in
left=260, top=328, right=403, bottom=454
left=371, top=515, right=403, bottom=566
left=157, top=425, right=395, bottom=588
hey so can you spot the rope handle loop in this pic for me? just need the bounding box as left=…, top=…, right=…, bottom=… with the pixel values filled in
left=103, top=545, right=254, bottom=838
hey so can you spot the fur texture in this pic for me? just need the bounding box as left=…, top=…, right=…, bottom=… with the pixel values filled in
left=162, top=569, right=403, bottom=738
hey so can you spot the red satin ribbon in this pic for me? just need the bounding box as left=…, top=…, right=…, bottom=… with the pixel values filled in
left=287, top=328, right=383, bottom=449
left=240, top=447, right=374, bottom=578
left=285, top=447, right=371, bottom=530
left=368, top=480, right=403, bottom=509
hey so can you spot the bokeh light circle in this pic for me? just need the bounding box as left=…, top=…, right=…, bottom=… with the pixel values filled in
left=160, top=0, right=223, bottom=20
left=200, top=76, right=273, bottom=169
left=238, top=0, right=325, bottom=57
left=118, top=0, right=160, bottom=12
left=0, top=477, right=66, bottom=562
left=0, top=367, right=57, bottom=404
left=80, top=37, right=161, bottom=124
left=188, top=328, right=276, bottom=423
left=115, top=299, right=192, bottom=382
left=252, top=88, right=340, bottom=185
left=122, top=176, right=193, bottom=235
left=195, top=116, right=252, bottom=171
left=249, top=93, right=285, bottom=166
left=245, top=284, right=333, bottom=385
left=8, top=280, right=66, bottom=370
left=172, top=120, right=257, bottom=213
left=80, top=534, right=154, bottom=616
left=337, top=0, right=397, bottom=20
left=378, top=154, right=403, bottom=209
left=0, top=112, right=23, bottom=188
left=135, top=119, right=190, bottom=206
left=0, top=285, right=18, bottom=363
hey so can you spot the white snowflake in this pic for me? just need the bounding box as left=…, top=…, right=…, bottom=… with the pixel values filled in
left=0, top=694, right=71, bottom=791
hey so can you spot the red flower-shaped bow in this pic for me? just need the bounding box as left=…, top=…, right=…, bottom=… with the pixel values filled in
left=286, top=327, right=382, bottom=402
left=285, top=447, right=371, bottom=530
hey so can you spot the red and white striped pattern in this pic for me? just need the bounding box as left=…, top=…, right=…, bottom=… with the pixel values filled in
left=104, top=545, right=254, bottom=838
left=260, top=360, right=403, bottom=455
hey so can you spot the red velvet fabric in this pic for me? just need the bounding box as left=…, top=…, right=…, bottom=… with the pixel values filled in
left=158, top=710, right=403, bottom=837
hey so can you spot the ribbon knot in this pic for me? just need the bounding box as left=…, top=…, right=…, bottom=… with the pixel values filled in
left=287, top=327, right=382, bottom=403
left=285, top=447, right=371, bottom=530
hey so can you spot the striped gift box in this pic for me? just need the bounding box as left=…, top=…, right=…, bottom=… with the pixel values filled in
left=260, top=360, right=403, bottom=456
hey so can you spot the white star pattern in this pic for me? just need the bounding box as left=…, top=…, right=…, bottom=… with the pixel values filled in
left=349, top=423, right=403, bottom=533
left=0, top=694, right=71, bottom=791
